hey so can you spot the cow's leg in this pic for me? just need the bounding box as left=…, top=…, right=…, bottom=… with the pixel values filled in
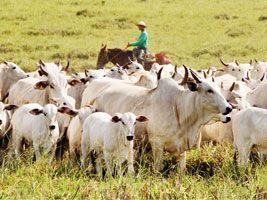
left=127, top=144, right=135, bottom=174
left=178, top=151, right=187, bottom=171
left=13, top=134, right=22, bottom=158
left=196, top=132, right=202, bottom=150
left=238, top=145, right=251, bottom=165
left=69, top=146, right=77, bottom=164
left=81, top=146, right=89, bottom=169
left=33, top=142, right=41, bottom=160
left=48, top=144, right=57, bottom=165
left=150, top=140, right=164, bottom=172
left=103, top=151, right=113, bottom=175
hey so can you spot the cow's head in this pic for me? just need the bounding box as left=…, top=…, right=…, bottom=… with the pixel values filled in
left=220, top=59, right=252, bottom=81
left=34, top=62, right=69, bottom=97
left=2, top=61, right=28, bottom=80
left=29, top=104, right=77, bottom=131
left=77, top=105, right=97, bottom=124
left=185, top=66, right=232, bottom=115
left=81, top=69, right=106, bottom=84
left=126, top=61, right=144, bottom=74
left=105, top=64, right=128, bottom=80
left=111, top=112, right=148, bottom=141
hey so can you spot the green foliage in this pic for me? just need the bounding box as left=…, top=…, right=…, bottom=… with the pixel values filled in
left=0, top=0, right=266, bottom=72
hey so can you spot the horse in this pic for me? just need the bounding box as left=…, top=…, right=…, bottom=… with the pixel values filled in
left=96, top=44, right=134, bottom=69
left=96, top=44, right=172, bottom=71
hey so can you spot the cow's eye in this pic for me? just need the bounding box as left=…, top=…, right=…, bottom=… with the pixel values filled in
left=50, top=85, right=54, bottom=89
left=207, top=89, right=213, bottom=94
left=239, top=69, right=241, bottom=71
left=103, top=75, right=106, bottom=77
left=111, top=69, right=114, bottom=72
left=89, top=75, right=94, bottom=78
left=12, top=67, right=16, bottom=69
left=63, top=102, right=67, bottom=105
left=134, top=122, right=136, bottom=125
left=232, top=69, right=235, bottom=71
left=121, top=121, right=125, bottom=125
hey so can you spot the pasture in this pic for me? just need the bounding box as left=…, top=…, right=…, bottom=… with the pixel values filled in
left=0, top=0, right=267, bottom=199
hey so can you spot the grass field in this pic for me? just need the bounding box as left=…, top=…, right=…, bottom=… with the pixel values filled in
left=0, top=0, right=267, bottom=199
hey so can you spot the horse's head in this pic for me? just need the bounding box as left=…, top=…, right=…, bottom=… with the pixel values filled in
left=96, top=44, right=109, bottom=69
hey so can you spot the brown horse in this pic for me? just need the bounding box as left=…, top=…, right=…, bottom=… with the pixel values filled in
left=96, top=44, right=134, bottom=69
left=96, top=44, right=172, bottom=70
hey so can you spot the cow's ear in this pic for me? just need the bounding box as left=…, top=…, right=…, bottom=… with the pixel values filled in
left=29, top=108, right=43, bottom=115
left=111, top=116, right=121, bottom=123
left=80, top=77, right=90, bottom=84
left=4, top=104, right=18, bottom=111
left=34, top=81, right=49, bottom=90
left=58, top=106, right=78, bottom=117
left=136, top=115, right=148, bottom=122
left=187, top=81, right=199, bottom=92
left=68, top=79, right=81, bottom=86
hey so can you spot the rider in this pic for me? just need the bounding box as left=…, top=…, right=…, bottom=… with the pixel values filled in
left=126, top=21, right=148, bottom=64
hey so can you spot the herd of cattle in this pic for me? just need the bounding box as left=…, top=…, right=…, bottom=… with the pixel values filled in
left=0, top=58, right=266, bottom=174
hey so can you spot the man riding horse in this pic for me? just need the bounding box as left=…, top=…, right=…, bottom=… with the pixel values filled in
left=96, top=21, right=171, bottom=70
left=125, top=21, right=148, bottom=65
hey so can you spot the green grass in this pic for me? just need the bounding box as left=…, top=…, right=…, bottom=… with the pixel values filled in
left=0, top=0, right=267, bottom=198
left=0, top=0, right=266, bottom=71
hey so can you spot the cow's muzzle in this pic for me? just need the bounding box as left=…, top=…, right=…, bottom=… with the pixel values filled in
left=223, top=106, right=232, bottom=115
left=222, top=116, right=231, bottom=123
left=126, top=136, right=134, bottom=141
left=49, top=125, right=56, bottom=131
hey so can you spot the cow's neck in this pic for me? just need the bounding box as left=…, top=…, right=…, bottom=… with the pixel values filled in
left=174, top=90, right=217, bottom=149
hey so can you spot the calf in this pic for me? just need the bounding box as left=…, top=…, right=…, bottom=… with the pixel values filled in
left=67, top=106, right=96, bottom=163
left=81, top=112, right=148, bottom=174
left=10, top=103, right=77, bottom=163
left=232, top=106, right=267, bottom=165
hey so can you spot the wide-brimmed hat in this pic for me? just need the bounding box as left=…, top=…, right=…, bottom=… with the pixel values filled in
left=136, top=21, right=146, bottom=27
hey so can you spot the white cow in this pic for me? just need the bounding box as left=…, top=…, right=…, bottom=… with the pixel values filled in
left=10, top=104, right=77, bottom=163
left=252, top=59, right=267, bottom=80
left=105, top=65, right=129, bottom=80
left=0, top=103, right=17, bottom=143
left=8, top=63, right=76, bottom=159
left=67, top=106, right=96, bottom=163
left=219, top=59, right=252, bottom=81
left=232, top=106, right=267, bottom=165
left=0, top=61, right=28, bottom=101
left=81, top=66, right=232, bottom=171
left=67, top=69, right=106, bottom=108
left=81, top=112, right=148, bottom=174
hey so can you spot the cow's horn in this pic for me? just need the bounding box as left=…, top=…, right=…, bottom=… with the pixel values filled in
left=39, top=65, right=48, bottom=76
left=64, top=60, right=70, bottom=71
left=254, top=58, right=258, bottom=63
left=190, top=69, right=202, bottom=83
left=249, top=59, right=252, bottom=65
left=229, top=82, right=235, bottom=92
left=220, top=58, right=228, bottom=67
left=260, top=73, right=265, bottom=81
left=234, top=59, right=239, bottom=66
left=157, top=67, right=163, bottom=81
left=180, top=65, right=189, bottom=85
left=39, top=59, right=45, bottom=67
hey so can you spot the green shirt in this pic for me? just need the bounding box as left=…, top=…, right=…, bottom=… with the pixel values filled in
left=130, top=31, right=148, bottom=49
